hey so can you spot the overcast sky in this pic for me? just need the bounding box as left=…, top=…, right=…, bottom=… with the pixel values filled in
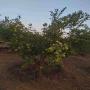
left=0, top=0, right=90, bottom=30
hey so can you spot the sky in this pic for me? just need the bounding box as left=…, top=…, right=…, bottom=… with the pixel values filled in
left=0, top=0, right=90, bottom=31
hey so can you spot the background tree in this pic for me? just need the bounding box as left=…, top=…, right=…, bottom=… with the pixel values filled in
left=68, top=25, right=90, bottom=54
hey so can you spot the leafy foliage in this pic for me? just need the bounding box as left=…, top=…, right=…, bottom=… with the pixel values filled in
left=45, top=41, right=69, bottom=65
left=0, top=8, right=90, bottom=79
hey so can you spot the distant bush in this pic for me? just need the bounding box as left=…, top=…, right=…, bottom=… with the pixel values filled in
left=68, top=27, right=90, bottom=54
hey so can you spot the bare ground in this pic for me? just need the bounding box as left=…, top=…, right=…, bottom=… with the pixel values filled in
left=0, top=51, right=90, bottom=90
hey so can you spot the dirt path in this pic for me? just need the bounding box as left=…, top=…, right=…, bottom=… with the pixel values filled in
left=0, top=52, right=90, bottom=90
